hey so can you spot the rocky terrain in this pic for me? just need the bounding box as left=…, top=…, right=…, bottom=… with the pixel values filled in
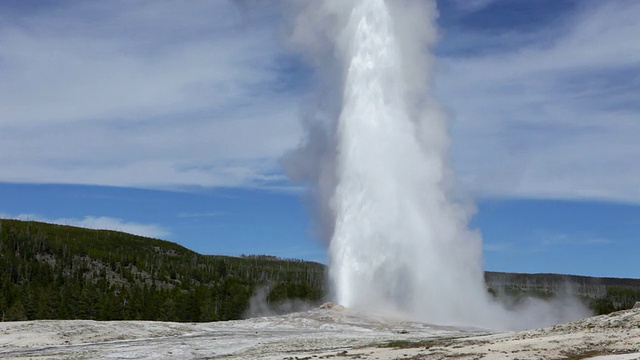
left=1, top=303, right=639, bottom=359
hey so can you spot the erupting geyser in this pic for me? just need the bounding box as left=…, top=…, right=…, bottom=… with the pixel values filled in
left=284, top=0, right=590, bottom=329
left=327, top=0, right=489, bottom=323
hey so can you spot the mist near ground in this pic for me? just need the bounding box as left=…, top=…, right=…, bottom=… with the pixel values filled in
left=243, top=284, right=321, bottom=318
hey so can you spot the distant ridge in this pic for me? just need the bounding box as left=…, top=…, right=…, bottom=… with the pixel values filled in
left=0, top=219, right=638, bottom=322
left=486, top=271, right=640, bottom=291
left=485, top=271, right=640, bottom=313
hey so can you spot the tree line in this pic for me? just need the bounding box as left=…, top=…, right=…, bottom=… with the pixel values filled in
left=1, top=219, right=638, bottom=322
left=0, top=219, right=325, bottom=322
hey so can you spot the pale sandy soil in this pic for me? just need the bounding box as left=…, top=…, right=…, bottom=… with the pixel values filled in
left=0, top=306, right=638, bottom=359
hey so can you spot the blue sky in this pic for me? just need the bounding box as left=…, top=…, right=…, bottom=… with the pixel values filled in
left=0, top=0, right=638, bottom=278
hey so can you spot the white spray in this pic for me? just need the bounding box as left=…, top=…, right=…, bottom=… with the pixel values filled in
left=283, top=0, right=589, bottom=329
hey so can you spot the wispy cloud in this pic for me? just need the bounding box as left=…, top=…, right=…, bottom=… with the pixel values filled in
left=1, top=1, right=638, bottom=205
left=0, top=213, right=170, bottom=239
left=436, top=1, right=640, bottom=203
left=540, top=233, right=614, bottom=247
left=0, top=1, right=301, bottom=189
left=483, top=232, right=613, bottom=256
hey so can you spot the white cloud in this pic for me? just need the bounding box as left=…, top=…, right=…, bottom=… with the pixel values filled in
left=0, top=0, right=301, bottom=189
left=436, top=1, right=640, bottom=203
left=0, top=213, right=170, bottom=239
left=1, top=1, right=638, bottom=205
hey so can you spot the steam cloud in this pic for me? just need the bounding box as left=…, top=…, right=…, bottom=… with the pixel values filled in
left=282, top=0, right=590, bottom=329
left=243, top=284, right=319, bottom=319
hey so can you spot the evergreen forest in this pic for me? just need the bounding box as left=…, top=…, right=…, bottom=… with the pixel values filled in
left=0, top=219, right=324, bottom=322
left=1, top=219, right=638, bottom=323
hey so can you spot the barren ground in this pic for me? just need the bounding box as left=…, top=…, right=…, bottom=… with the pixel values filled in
left=1, top=305, right=638, bottom=359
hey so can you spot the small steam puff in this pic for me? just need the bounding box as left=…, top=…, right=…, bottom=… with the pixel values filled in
left=282, top=0, right=591, bottom=330
left=243, top=285, right=319, bottom=319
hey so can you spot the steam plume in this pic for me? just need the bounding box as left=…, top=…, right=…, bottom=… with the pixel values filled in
left=283, top=0, right=589, bottom=329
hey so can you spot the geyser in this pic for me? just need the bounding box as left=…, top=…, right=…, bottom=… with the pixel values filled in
left=327, top=0, right=489, bottom=323
left=284, top=0, right=589, bottom=329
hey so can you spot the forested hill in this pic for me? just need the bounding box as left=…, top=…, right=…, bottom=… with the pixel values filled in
left=0, top=219, right=325, bottom=322
left=1, top=219, right=639, bottom=323
left=485, top=271, right=640, bottom=314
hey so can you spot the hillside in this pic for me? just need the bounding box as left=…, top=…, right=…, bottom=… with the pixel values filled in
left=0, top=219, right=638, bottom=323
left=485, top=271, right=640, bottom=314
left=0, top=219, right=325, bottom=322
